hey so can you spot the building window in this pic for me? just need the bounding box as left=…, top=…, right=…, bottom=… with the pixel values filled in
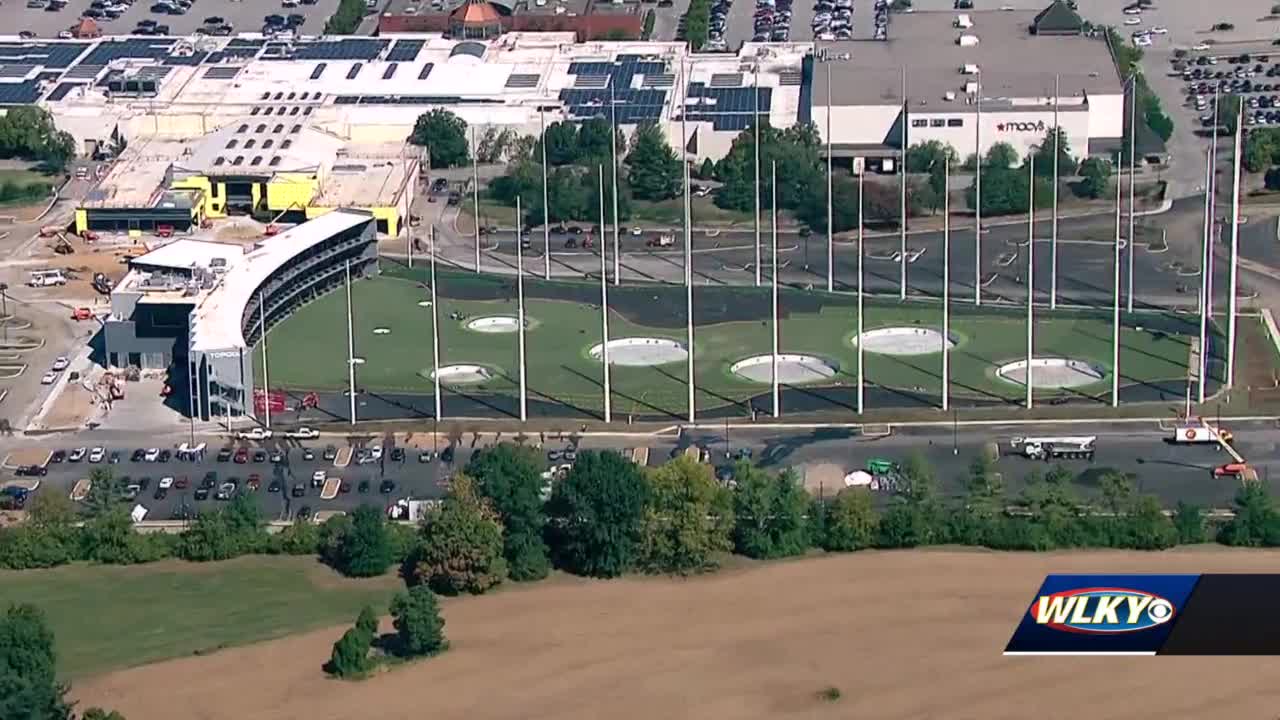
left=289, top=106, right=299, bottom=115
left=260, top=92, right=270, bottom=100
left=237, top=124, right=248, bottom=133
left=232, top=156, right=244, bottom=166
left=911, top=119, right=927, bottom=128
left=214, top=157, right=225, bottom=166
left=250, top=107, right=260, bottom=116
left=304, top=107, right=313, bottom=115
left=930, top=119, right=945, bottom=127
left=947, top=118, right=963, bottom=127
left=287, top=92, right=296, bottom=100
left=290, top=124, right=301, bottom=134
left=262, top=139, right=274, bottom=149
left=244, top=139, right=256, bottom=149
left=273, top=92, right=283, bottom=100
left=255, top=124, right=266, bottom=133
left=281, top=139, right=292, bottom=149
left=269, top=156, right=282, bottom=166
left=262, top=107, right=273, bottom=116
left=226, top=139, right=237, bottom=149
left=273, top=124, right=284, bottom=133
left=251, top=156, right=263, bottom=166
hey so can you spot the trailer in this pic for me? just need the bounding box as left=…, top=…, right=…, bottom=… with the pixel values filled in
left=1171, top=425, right=1233, bottom=444
left=1011, top=436, right=1096, bottom=461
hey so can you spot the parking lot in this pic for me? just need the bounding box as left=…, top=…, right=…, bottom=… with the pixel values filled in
left=7, top=0, right=341, bottom=39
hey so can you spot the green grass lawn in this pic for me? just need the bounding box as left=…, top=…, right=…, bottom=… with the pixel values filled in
left=0, top=557, right=400, bottom=678
left=257, top=273, right=1199, bottom=416
left=458, top=195, right=755, bottom=230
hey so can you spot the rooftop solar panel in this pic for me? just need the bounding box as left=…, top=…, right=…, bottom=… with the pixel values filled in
left=0, top=81, right=41, bottom=105
left=203, top=66, right=241, bottom=80
left=63, top=63, right=104, bottom=80
left=0, top=65, right=34, bottom=78
left=710, top=73, right=742, bottom=87
left=387, top=39, right=424, bottom=63
left=46, top=82, right=83, bottom=102
left=505, top=73, right=540, bottom=89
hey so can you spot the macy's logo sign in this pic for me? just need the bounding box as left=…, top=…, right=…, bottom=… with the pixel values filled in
left=996, top=121, right=1047, bottom=133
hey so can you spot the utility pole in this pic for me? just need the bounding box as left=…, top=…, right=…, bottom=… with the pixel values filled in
left=430, top=226, right=442, bottom=423
left=771, top=160, right=780, bottom=418
left=597, top=167, right=612, bottom=423
left=344, top=259, right=356, bottom=426
left=540, top=107, right=551, bottom=281
left=259, top=290, right=270, bottom=430
left=899, top=67, right=908, bottom=300
left=1227, top=102, right=1242, bottom=389
left=1050, top=74, right=1060, bottom=310
left=1112, top=167, right=1122, bottom=408
left=826, top=63, right=834, bottom=293
left=942, top=156, right=950, bottom=413
left=516, top=196, right=528, bottom=422
left=471, top=126, right=481, bottom=274
left=974, top=69, right=983, bottom=307
left=857, top=170, right=865, bottom=415
left=1026, top=154, right=1035, bottom=410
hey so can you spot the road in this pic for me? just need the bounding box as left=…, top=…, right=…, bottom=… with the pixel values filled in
left=3, top=421, right=1274, bottom=520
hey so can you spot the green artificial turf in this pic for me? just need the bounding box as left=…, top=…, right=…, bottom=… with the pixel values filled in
left=0, top=557, right=399, bottom=677
left=256, top=272, right=1201, bottom=416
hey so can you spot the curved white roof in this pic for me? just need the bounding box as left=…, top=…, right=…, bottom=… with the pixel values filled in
left=189, top=210, right=373, bottom=353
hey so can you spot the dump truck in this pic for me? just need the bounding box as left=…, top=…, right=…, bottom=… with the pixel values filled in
left=1011, top=436, right=1096, bottom=461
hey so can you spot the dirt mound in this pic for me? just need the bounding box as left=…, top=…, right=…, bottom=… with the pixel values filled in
left=73, top=549, right=1280, bottom=720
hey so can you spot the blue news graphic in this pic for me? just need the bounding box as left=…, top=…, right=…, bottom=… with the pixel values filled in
left=1004, top=574, right=1201, bottom=654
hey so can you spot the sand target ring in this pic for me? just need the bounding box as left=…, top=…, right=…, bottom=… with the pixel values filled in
left=995, top=358, right=1105, bottom=389
left=853, top=327, right=956, bottom=356
left=588, top=338, right=688, bottom=366
left=466, top=316, right=528, bottom=333
left=417, top=300, right=432, bottom=307
left=372, top=327, right=391, bottom=335
left=425, top=364, right=494, bottom=385
left=730, top=354, right=838, bottom=384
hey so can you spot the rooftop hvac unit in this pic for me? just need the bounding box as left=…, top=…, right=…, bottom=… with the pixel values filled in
left=964, top=81, right=978, bottom=94
left=961, top=63, right=980, bottom=75
left=943, top=91, right=956, bottom=101
left=954, top=14, right=972, bottom=28
left=958, top=35, right=979, bottom=47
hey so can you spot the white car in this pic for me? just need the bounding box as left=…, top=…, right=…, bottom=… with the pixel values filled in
left=1123, top=17, right=1141, bottom=25
left=144, top=448, right=160, bottom=462
left=87, top=447, right=105, bottom=463
left=1151, top=26, right=1168, bottom=34
left=68, top=447, right=87, bottom=462
left=1135, top=35, right=1152, bottom=47
left=40, top=371, right=56, bottom=385
left=1192, top=42, right=1211, bottom=51
left=1123, top=6, right=1141, bottom=14
left=630, top=227, right=643, bottom=236
left=287, top=427, right=319, bottom=439
left=158, top=476, right=174, bottom=490
left=237, top=427, right=273, bottom=440
left=51, top=356, right=69, bottom=371
left=312, top=470, right=327, bottom=484
left=57, top=31, right=73, bottom=40
left=370, top=445, right=383, bottom=461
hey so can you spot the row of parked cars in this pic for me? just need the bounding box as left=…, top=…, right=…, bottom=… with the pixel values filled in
left=1178, top=53, right=1280, bottom=128
left=811, top=0, right=854, bottom=41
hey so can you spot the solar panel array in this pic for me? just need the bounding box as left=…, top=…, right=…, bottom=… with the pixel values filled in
left=0, top=81, right=41, bottom=105
left=684, top=83, right=773, bottom=131
left=709, top=73, right=742, bottom=87
left=777, top=70, right=803, bottom=86
left=387, top=40, right=424, bottom=63
left=641, top=74, right=675, bottom=88
left=46, top=82, right=83, bottom=102
left=334, top=95, right=503, bottom=106
left=294, top=39, right=389, bottom=61
left=0, top=65, right=34, bottom=79
left=203, top=66, right=242, bottom=80
left=0, top=43, right=88, bottom=69
left=505, top=73, right=540, bottom=89
left=81, top=39, right=174, bottom=66
left=35, top=71, right=60, bottom=83
left=164, top=51, right=209, bottom=66
left=560, top=55, right=671, bottom=124
left=63, top=64, right=104, bottom=80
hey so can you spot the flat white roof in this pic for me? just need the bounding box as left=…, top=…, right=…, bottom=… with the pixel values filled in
left=131, top=239, right=246, bottom=272
left=189, top=209, right=373, bottom=353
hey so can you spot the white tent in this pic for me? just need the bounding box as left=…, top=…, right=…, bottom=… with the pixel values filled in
left=843, top=470, right=874, bottom=488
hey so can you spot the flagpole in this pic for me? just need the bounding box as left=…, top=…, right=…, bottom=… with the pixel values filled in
left=857, top=170, right=865, bottom=415
left=1227, top=102, right=1242, bottom=389
left=771, top=160, right=780, bottom=418
left=259, top=289, right=270, bottom=430
left=974, top=68, right=983, bottom=307
left=430, top=226, right=442, bottom=422
left=1198, top=145, right=1210, bottom=405
left=1050, top=74, right=1060, bottom=310
left=598, top=166, right=612, bottom=423
left=540, top=107, right=551, bottom=281
left=754, top=66, right=762, bottom=287
left=1026, top=154, right=1035, bottom=410
left=610, top=83, right=620, bottom=286
left=516, top=196, right=527, bottom=423
left=826, top=64, right=834, bottom=293
left=899, top=67, right=908, bottom=301
left=471, top=126, right=480, bottom=274
left=344, top=259, right=356, bottom=426
left=684, top=59, right=695, bottom=424
left=942, top=157, right=950, bottom=413
left=1112, top=165, right=1122, bottom=408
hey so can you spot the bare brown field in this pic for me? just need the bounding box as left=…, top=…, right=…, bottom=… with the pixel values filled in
left=74, top=548, right=1280, bottom=720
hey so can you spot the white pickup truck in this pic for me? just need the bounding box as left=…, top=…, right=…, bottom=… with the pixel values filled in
left=236, top=427, right=274, bottom=441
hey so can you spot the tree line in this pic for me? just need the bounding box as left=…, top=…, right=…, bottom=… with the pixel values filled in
left=0, top=107, right=75, bottom=173
left=1, top=603, right=127, bottom=720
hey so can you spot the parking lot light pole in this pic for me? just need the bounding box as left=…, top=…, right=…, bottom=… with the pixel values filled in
left=1112, top=167, right=1122, bottom=408
left=899, top=67, right=908, bottom=301
left=430, top=226, right=442, bottom=423
left=540, top=107, right=551, bottom=281
left=1227, top=102, right=1242, bottom=389
left=1198, top=145, right=1211, bottom=406
left=754, top=66, right=762, bottom=287
left=344, top=260, right=357, bottom=426
left=1050, top=74, right=1060, bottom=310
left=974, top=69, right=983, bottom=307
left=471, top=126, right=481, bottom=274
left=597, top=169, right=611, bottom=424
left=826, top=60, right=834, bottom=293
left=1026, top=154, right=1035, bottom=410
left=517, top=196, right=529, bottom=423
left=684, top=60, right=695, bottom=425
left=1127, top=74, right=1137, bottom=313
left=857, top=171, right=865, bottom=415
left=611, top=84, right=621, bottom=286
left=771, top=160, right=780, bottom=419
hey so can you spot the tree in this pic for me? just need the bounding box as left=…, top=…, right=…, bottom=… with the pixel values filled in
left=576, top=117, right=619, bottom=164
left=878, top=454, right=945, bottom=548
left=466, top=444, right=550, bottom=581
left=1076, top=157, right=1112, bottom=199
left=324, top=0, right=365, bottom=33
left=540, top=121, right=579, bottom=166
left=1099, top=471, right=1136, bottom=515
left=1218, top=483, right=1280, bottom=546
left=323, top=505, right=394, bottom=577
left=1243, top=127, right=1280, bottom=173
left=356, top=605, right=379, bottom=638
left=415, top=474, right=508, bottom=595
left=821, top=488, right=879, bottom=552
left=904, top=140, right=957, bottom=173
left=547, top=450, right=650, bottom=577
left=684, top=0, right=711, bottom=50
left=0, top=106, right=75, bottom=172
left=0, top=603, right=71, bottom=720
left=964, top=165, right=1053, bottom=216
left=274, top=518, right=320, bottom=555
left=731, top=465, right=811, bottom=559
left=325, top=626, right=373, bottom=678
left=714, top=121, right=823, bottom=214
left=81, top=710, right=127, bottom=720
left=1216, top=94, right=1241, bottom=135
left=84, top=467, right=119, bottom=517
left=409, top=109, right=469, bottom=169
left=389, top=585, right=448, bottom=658
left=698, top=157, right=716, bottom=180
left=626, top=123, right=682, bottom=201
left=1029, top=127, right=1078, bottom=176
left=1120, top=495, right=1177, bottom=550
left=638, top=456, right=733, bottom=575
left=1173, top=501, right=1208, bottom=544
left=984, top=142, right=1019, bottom=169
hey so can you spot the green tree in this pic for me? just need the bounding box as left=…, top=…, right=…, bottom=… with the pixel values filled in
left=1243, top=127, right=1280, bottom=173
left=731, top=465, right=811, bottom=559
left=84, top=467, right=119, bottom=518
left=1218, top=483, right=1280, bottom=546
left=821, top=488, right=879, bottom=552
left=0, top=106, right=75, bottom=172
left=356, top=605, right=379, bottom=638
left=1029, top=127, right=1078, bottom=176
left=467, top=443, right=550, bottom=581
left=547, top=450, right=650, bottom=577
left=576, top=118, right=618, bottom=164
left=1119, top=495, right=1177, bottom=550
left=1076, top=157, right=1112, bottom=199
left=179, top=511, right=238, bottom=562
left=389, top=585, right=448, bottom=658
left=1216, top=93, right=1241, bottom=135
left=415, top=474, right=508, bottom=595
left=1173, top=501, right=1208, bottom=544
left=904, top=140, right=957, bottom=173
left=714, top=121, right=823, bottom=214
left=684, top=0, right=711, bottom=50
left=324, top=505, right=394, bottom=577
left=540, top=121, right=579, bottom=166
left=275, top=518, right=320, bottom=555
left=964, top=166, right=1053, bottom=216
left=325, top=626, right=373, bottom=678
left=698, top=157, right=716, bottom=179
left=80, top=509, right=136, bottom=564
left=81, top=710, right=127, bottom=720
left=796, top=174, right=861, bottom=232
left=984, top=142, right=1019, bottom=169
left=0, top=603, right=71, bottom=720
left=324, top=0, right=365, bottom=33
left=626, top=123, right=683, bottom=201
left=409, top=108, right=469, bottom=169
left=877, top=454, right=944, bottom=548
left=952, top=453, right=1004, bottom=545
left=638, top=456, right=733, bottom=575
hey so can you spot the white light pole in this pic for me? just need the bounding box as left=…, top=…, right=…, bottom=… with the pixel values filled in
left=610, top=83, right=620, bottom=286
left=597, top=166, right=612, bottom=423
left=430, top=226, right=442, bottom=422
left=1207, top=88, right=1220, bottom=324
left=899, top=67, right=908, bottom=301
left=471, top=126, right=481, bottom=274
left=826, top=62, right=834, bottom=293
left=974, top=68, right=983, bottom=307
left=941, top=157, right=950, bottom=413
left=407, top=226, right=413, bottom=268
left=754, top=66, right=762, bottom=287
left=259, top=289, right=271, bottom=430
left=1198, top=145, right=1211, bottom=405
left=540, top=107, right=551, bottom=281
left=516, top=196, right=528, bottom=423
left=682, top=98, right=695, bottom=425
left=857, top=170, right=865, bottom=415
left=1025, top=154, right=1035, bottom=410
left=1227, top=103, right=1242, bottom=389
left=1050, top=74, right=1060, bottom=310
left=771, top=160, right=780, bottom=418
left=1126, top=75, right=1137, bottom=313
left=1112, top=167, right=1122, bottom=408
left=344, top=259, right=357, bottom=426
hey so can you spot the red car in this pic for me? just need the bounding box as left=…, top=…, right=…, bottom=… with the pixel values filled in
left=246, top=474, right=261, bottom=491
left=233, top=448, right=248, bottom=464
left=174, top=476, right=189, bottom=490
